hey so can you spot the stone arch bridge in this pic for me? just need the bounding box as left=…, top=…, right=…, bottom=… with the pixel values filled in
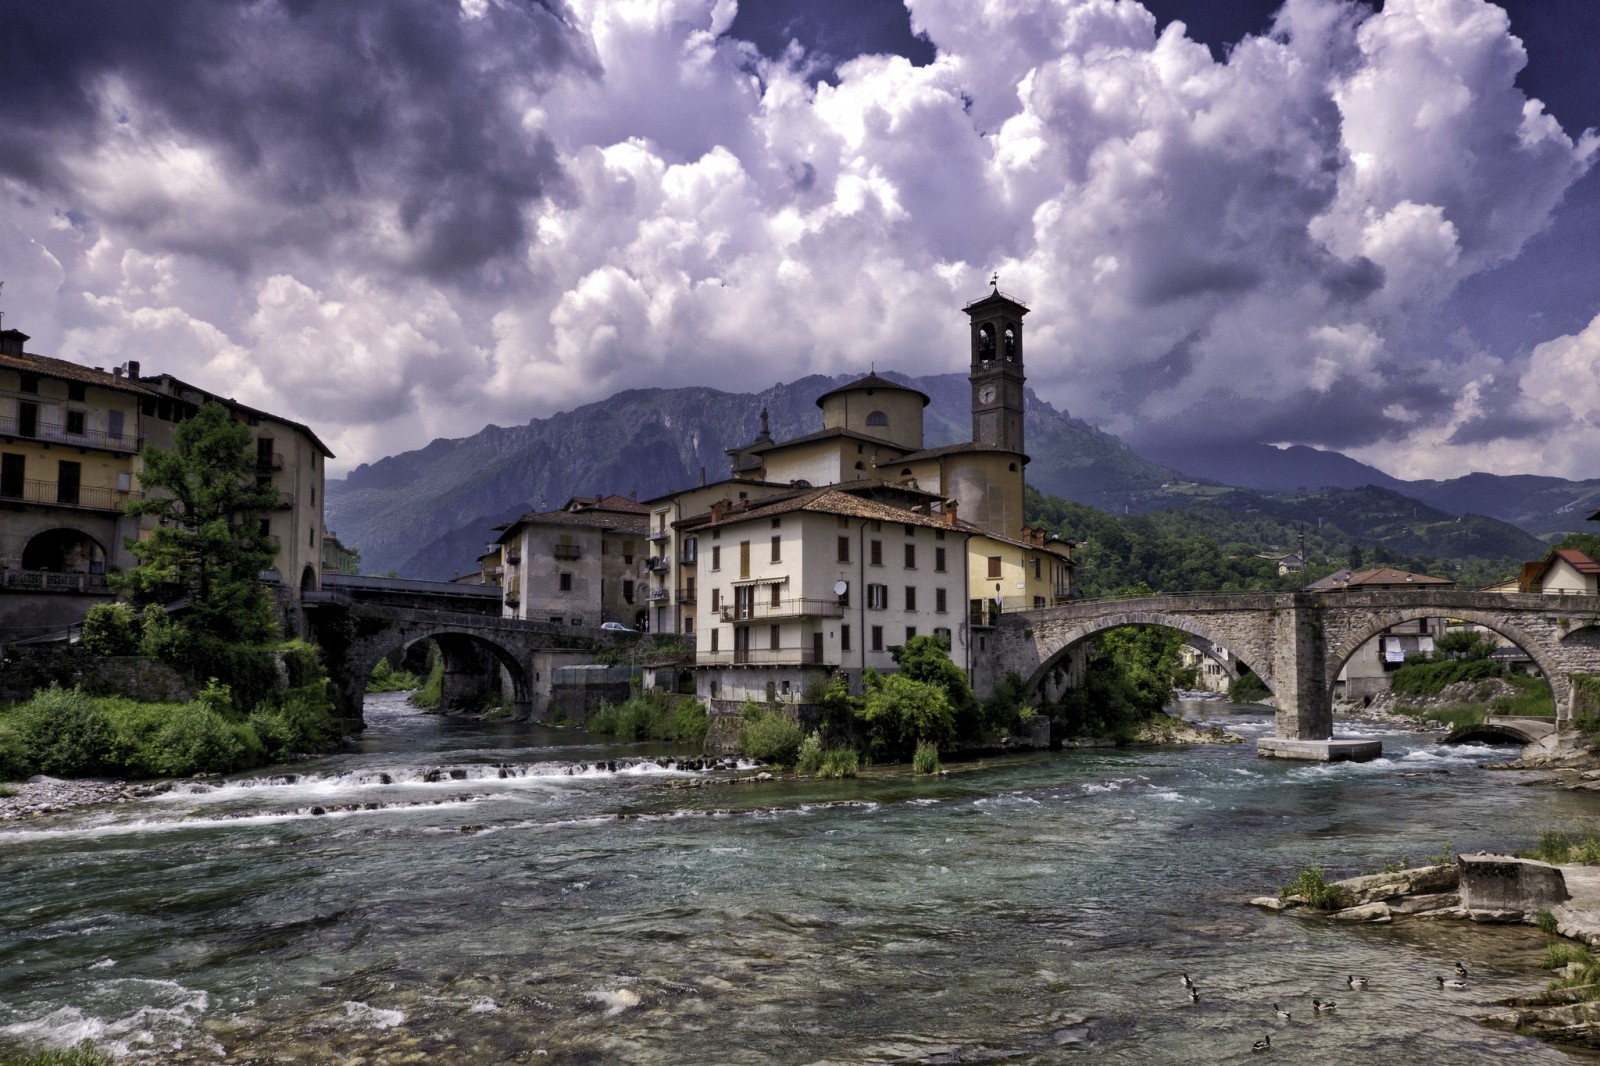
left=300, top=575, right=609, bottom=727
left=994, top=589, right=1600, bottom=759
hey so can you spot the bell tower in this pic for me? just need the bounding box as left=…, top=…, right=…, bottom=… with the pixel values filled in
left=966, top=280, right=1028, bottom=454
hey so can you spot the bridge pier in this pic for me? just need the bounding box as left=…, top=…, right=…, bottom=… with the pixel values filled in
left=1256, top=599, right=1381, bottom=762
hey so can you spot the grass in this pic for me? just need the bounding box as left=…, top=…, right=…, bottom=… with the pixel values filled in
left=1389, top=704, right=1485, bottom=730
left=0, top=784, right=17, bottom=798
left=1280, top=865, right=1354, bottom=911
left=912, top=740, right=941, bottom=775
left=0, top=1042, right=115, bottom=1066
left=1521, top=829, right=1600, bottom=866
left=586, top=690, right=708, bottom=745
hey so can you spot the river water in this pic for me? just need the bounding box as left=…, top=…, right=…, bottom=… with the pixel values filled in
left=3, top=694, right=1599, bottom=1064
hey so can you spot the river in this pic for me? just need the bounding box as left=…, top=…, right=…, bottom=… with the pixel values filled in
left=2, top=694, right=1597, bottom=1064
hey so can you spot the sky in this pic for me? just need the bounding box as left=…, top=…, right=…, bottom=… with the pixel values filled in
left=1, top=0, right=1597, bottom=483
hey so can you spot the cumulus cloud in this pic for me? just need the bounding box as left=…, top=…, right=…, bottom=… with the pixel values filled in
left=0, top=0, right=1594, bottom=478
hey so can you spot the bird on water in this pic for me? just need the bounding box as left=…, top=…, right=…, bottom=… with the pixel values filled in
left=1313, top=998, right=1336, bottom=1013
left=1347, top=975, right=1369, bottom=990
left=1273, top=1003, right=1291, bottom=1020
left=1252, top=1034, right=1272, bottom=1052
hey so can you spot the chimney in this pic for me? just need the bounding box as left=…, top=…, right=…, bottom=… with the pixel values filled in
left=945, top=500, right=959, bottom=525
left=710, top=499, right=730, bottom=523
left=126, top=360, right=140, bottom=380
left=113, top=367, right=123, bottom=379
left=0, top=329, right=29, bottom=358
left=699, top=466, right=706, bottom=488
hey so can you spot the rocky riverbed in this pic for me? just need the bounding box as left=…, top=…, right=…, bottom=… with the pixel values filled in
left=0, top=775, right=173, bottom=821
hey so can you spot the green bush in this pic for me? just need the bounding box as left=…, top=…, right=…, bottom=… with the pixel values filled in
left=79, top=603, right=140, bottom=656
left=858, top=672, right=954, bottom=760
left=250, top=686, right=338, bottom=762
left=818, top=748, right=859, bottom=778
left=740, top=709, right=803, bottom=765
left=410, top=656, right=444, bottom=709
left=585, top=690, right=707, bottom=744
left=1526, top=830, right=1574, bottom=865
left=912, top=740, right=941, bottom=775
left=795, top=731, right=823, bottom=775
left=137, top=604, right=185, bottom=660
left=1228, top=670, right=1272, bottom=704
left=1390, top=657, right=1503, bottom=696
left=1280, top=865, right=1353, bottom=910
left=366, top=656, right=421, bottom=693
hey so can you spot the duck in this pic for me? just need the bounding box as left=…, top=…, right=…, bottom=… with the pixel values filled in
left=1252, top=1034, right=1272, bottom=1053
left=1182, top=972, right=1194, bottom=990
left=1273, top=1003, right=1291, bottom=1020
left=1312, top=998, right=1336, bottom=1013
left=1188, top=987, right=1200, bottom=1003
left=1347, top=975, right=1369, bottom=991
left=1436, top=975, right=1467, bottom=990
left=1455, top=961, right=1470, bottom=979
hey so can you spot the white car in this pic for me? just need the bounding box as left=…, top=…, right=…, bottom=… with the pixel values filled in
left=600, top=621, right=637, bottom=633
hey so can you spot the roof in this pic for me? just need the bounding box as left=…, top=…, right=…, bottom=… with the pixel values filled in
left=1304, top=567, right=1454, bottom=590
left=896, top=440, right=1029, bottom=464
left=561, top=494, right=647, bottom=514
left=962, top=287, right=1030, bottom=315
left=675, top=486, right=968, bottom=535
left=498, top=506, right=648, bottom=542
left=742, top=424, right=910, bottom=456
left=813, top=373, right=930, bottom=409
left=0, top=349, right=153, bottom=397
left=1553, top=548, right=1600, bottom=574
left=144, top=373, right=335, bottom=458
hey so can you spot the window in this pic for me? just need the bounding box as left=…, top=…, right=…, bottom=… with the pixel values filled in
left=871, top=626, right=884, bottom=652
left=770, top=625, right=780, bottom=650
left=739, top=541, right=750, bottom=579
left=710, top=628, right=719, bottom=652
left=904, top=586, right=916, bottom=611
left=934, top=626, right=951, bottom=642
left=841, top=624, right=851, bottom=651
left=906, top=626, right=917, bottom=642
left=870, top=540, right=882, bottom=566
left=935, top=547, right=946, bottom=572
left=56, top=459, right=80, bottom=506
left=771, top=535, right=781, bottom=563
left=711, top=545, right=721, bottom=570
left=904, top=544, right=916, bottom=568
left=65, top=410, right=85, bottom=435
left=1031, top=557, right=1041, bottom=579
left=1034, top=595, right=1045, bottom=608
left=550, top=616, right=563, bottom=625
left=623, top=540, right=634, bottom=564
left=559, top=572, right=573, bottom=591
left=18, top=374, right=37, bottom=394
left=770, top=583, right=781, bottom=607
left=867, top=584, right=888, bottom=610
left=866, top=410, right=889, bottom=426
left=837, top=536, right=850, bottom=563
left=987, top=556, right=1002, bottom=579
left=936, top=588, right=947, bottom=613
left=712, top=588, right=721, bottom=611
left=108, top=410, right=124, bottom=441
left=771, top=517, right=782, bottom=528
left=623, top=580, right=635, bottom=603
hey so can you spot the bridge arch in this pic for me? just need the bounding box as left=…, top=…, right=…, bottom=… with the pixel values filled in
left=1324, top=606, right=1563, bottom=708
left=1020, top=609, right=1277, bottom=701
left=339, top=621, right=534, bottom=726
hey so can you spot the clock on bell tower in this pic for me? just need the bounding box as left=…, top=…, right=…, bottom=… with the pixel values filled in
left=965, top=279, right=1028, bottom=454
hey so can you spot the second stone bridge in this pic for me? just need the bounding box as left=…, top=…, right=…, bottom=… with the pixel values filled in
left=993, top=589, right=1600, bottom=760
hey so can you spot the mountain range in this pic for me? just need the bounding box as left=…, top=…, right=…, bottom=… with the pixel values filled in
left=325, top=373, right=1599, bottom=579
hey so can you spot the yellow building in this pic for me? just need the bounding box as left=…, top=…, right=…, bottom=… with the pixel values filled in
left=0, top=326, right=331, bottom=634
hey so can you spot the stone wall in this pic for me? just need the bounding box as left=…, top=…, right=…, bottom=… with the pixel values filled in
left=0, top=646, right=196, bottom=703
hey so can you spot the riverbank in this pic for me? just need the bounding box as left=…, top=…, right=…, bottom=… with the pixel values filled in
left=1255, top=855, right=1600, bottom=1047
left=0, top=776, right=173, bottom=822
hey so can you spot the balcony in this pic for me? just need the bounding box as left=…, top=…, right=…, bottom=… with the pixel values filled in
left=274, top=490, right=294, bottom=510
left=0, top=479, right=141, bottom=512
left=698, top=647, right=823, bottom=666
left=643, top=586, right=671, bottom=602
left=644, top=555, right=671, bottom=573
left=505, top=549, right=521, bottom=565
left=0, top=569, right=111, bottom=594
left=648, top=529, right=670, bottom=543
left=554, top=544, right=581, bottom=561
left=0, top=414, right=141, bottom=454
left=676, top=587, right=696, bottom=604
left=255, top=451, right=285, bottom=472
left=718, top=597, right=845, bottom=623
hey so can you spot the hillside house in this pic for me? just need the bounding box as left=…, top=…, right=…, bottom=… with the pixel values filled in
left=1517, top=548, right=1600, bottom=596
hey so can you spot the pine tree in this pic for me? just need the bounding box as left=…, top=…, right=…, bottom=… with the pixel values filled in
left=121, top=401, right=280, bottom=644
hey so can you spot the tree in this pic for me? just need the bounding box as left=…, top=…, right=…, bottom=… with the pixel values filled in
left=120, top=401, right=280, bottom=644
left=858, top=672, right=954, bottom=760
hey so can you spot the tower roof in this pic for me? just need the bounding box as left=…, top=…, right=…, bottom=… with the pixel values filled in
left=963, top=287, right=1029, bottom=316
left=814, top=372, right=930, bottom=409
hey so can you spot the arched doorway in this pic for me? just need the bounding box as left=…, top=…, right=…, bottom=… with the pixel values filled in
left=21, top=528, right=106, bottom=574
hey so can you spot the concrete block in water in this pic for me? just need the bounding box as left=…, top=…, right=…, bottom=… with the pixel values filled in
left=1459, top=854, right=1569, bottom=920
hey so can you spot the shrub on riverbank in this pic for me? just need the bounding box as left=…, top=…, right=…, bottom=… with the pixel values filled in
left=739, top=702, right=804, bottom=764
left=1279, top=865, right=1353, bottom=910
left=366, top=656, right=421, bottom=693
left=586, top=690, right=708, bottom=744
left=0, top=680, right=337, bottom=782
left=1228, top=670, right=1271, bottom=704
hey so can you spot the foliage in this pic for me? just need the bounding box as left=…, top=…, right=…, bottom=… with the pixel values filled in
left=1390, top=704, right=1485, bottom=730
left=1425, top=839, right=1455, bottom=867
left=1390, top=657, right=1504, bottom=696
left=1536, top=910, right=1561, bottom=935
left=0, top=1042, right=116, bottom=1066
left=0, top=682, right=336, bottom=779
left=1435, top=631, right=1496, bottom=660
left=794, top=731, right=823, bottom=775
left=739, top=708, right=804, bottom=765
left=979, top=672, right=1038, bottom=740
left=1228, top=669, right=1272, bottom=704
left=79, top=603, right=140, bottom=656
left=857, top=671, right=954, bottom=761
left=1279, top=865, right=1353, bottom=911
left=411, top=654, right=444, bottom=709
left=817, top=748, right=859, bottom=778
left=892, top=635, right=980, bottom=735
left=803, top=676, right=860, bottom=746
left=912, top=740, right=941, bottom=775
left=585, top=689, right=707, bottom=744
left=1050, top=626, right=1187, bottom=738
left=120, top=400, right=281, bottom=645
left=366, top=656, right=422, bottom=693
left=1522, top=829, right=1600, bottom=866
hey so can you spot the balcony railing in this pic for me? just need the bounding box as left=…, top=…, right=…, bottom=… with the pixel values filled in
left=0, top=569, right=111, bottom=593
left=718, top=598, right=845, bottom=623
left=274, top=490, right=294, bottom=509
left=643, top=586, right=671, bottom=602
left=698, top=647, right=823, bottom=666
left=554, top=544, right=581, bottom=561
left=0, top=414, right=141, bottom=454
left=676, top=587, right=696, bottom=604
left=648, top=529, right=670, bottom=542
left=256, top=451, right=284, bottom=472
left=0, top=479, right=141, bottom=512
left=644, top=555, right=670, bottom=573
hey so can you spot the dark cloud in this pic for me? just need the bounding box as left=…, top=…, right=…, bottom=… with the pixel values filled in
left=1444, top=402, right=1559, bottom=446
left=1, top=0, right=584, bottom=277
